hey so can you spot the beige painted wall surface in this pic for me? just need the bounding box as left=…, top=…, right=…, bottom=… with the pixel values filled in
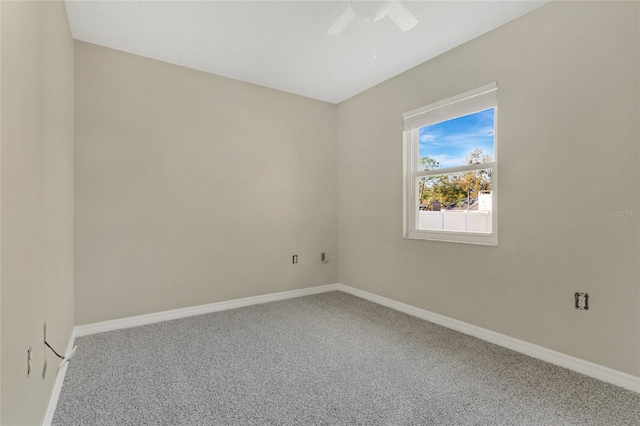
left=1, top=2, right=3, bottom=420
left=337, top=1, right=640, bottom=376
left=1, top=1, right=75, bottom=424
left=74, top=41, right=338, bottom=325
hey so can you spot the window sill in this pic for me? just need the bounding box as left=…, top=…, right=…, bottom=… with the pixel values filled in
left=404, top=231, right=498, bottom=246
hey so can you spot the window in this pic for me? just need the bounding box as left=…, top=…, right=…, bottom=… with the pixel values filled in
left=403, top=83, right=497, bottom=245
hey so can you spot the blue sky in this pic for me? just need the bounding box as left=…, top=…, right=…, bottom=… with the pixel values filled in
left=418, top=108, right=495, bottom=169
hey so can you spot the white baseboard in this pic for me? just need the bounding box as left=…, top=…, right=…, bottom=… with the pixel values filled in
left=74, top=284, right=341, bottom=338
left=70, top=282, right=639, bottom=396
left=42, top=328, right=76, bottom=426
left=334, top=283, right=640, bottom=394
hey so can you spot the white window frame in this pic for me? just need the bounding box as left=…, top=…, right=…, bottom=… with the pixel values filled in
left=403, top=82, right=498, bottom=246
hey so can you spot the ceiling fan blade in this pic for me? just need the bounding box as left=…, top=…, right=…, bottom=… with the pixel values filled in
left=327, top=6, right=356, bottom=35
left=387, top=1, right=418, bottom=32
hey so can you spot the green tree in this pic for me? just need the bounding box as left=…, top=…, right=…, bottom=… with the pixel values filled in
left=419, top=149, right=492, bottom=209
left=419, top=156, right=440, bottom=171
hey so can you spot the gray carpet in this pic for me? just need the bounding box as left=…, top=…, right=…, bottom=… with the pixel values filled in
left=53, top=291, right=640, bottom=425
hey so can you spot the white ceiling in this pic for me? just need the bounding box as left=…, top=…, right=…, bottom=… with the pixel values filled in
left=64, top=1, right=549, bottom=104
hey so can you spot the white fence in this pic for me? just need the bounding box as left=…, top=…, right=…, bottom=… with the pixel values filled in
left=418, top=210, right=492, bottom=233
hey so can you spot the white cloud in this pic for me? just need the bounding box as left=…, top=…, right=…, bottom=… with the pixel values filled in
left=429, top=154, right=468, bottom=168
left=419, top=132, right=437, bottom=143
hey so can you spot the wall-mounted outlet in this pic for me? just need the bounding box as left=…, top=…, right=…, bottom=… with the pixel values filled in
left=321, top=252, right=326, bottom=262
left=27, top=346, right=32, bottom=377
left=292, top=254, right=298, bottom=264
left=43, top=322, right=47, bottom=341
left=575, top=292, right=589, bottom=310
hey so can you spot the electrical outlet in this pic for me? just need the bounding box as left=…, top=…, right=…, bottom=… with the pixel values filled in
left=27, top=346, right=32, bottom=377
left=321, top=252, right=326, bottom=262
left=43, top=322, right=47, bottom=342
left=292, top=254, right=298, bottom=264
left=575, top=292, right=589, bottom=310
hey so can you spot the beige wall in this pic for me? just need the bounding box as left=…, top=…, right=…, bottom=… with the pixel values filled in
left=1, top=1, right=75, bottom=424
left=336, top=1, right=640, bottom=376
left=1, top=2, right=3, bottom=421
left=74, top=41, right=338, bottom=325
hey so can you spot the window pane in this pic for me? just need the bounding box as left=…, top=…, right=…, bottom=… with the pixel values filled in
left=418, top=108, right=495, bottom=170
left=417, top=169, right=492, bottom=233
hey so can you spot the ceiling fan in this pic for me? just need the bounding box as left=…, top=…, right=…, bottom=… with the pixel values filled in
left=327, top=0, right=419, bottom=35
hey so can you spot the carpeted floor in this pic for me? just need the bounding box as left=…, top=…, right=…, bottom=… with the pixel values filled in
left=53, top=291, right=640, bottom=425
